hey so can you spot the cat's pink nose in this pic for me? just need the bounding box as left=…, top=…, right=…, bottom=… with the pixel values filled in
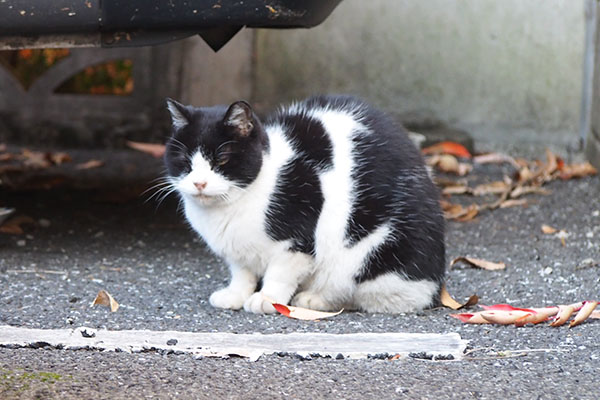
left=194, top=182, right=207, bottom=191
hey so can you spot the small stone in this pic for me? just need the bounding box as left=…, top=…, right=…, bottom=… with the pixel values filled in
left=79, top=328, right=96, bottom=338
left=166, top=339, right=178, bottom=346
left=39, top=219, right=51, bottom=228
left=16, top=240, right=26, bottom=247
left=335, top=353, right=344, bottom=360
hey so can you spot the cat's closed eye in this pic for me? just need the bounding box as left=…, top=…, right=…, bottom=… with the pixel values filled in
left=216, top=153, right=230, bottom=166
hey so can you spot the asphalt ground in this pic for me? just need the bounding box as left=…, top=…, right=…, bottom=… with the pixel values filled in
left=0, top=146, right=599, bottom=399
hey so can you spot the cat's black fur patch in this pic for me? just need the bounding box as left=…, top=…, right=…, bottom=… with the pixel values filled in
left=164, top=103, right=269, bottom=187
left=264, top=111, right=333, bottom=253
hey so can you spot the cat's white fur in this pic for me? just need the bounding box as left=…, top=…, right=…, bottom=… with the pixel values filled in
left=174, top=105, right=438, bottom=313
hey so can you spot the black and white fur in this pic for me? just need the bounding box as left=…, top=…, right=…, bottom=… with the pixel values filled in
left=164, top=95, right=445, bottom=314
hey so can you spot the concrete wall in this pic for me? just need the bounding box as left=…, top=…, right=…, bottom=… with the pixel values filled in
left=178, top=31, right=254, bottom=107
left=253, top=0, right=585, bottom=146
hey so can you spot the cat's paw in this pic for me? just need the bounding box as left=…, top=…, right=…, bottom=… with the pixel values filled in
left=209, top=288, right=246, bottom=310
left=292, top=291, right=331, bottom=311
left=243, top=292, right=277, bottom=314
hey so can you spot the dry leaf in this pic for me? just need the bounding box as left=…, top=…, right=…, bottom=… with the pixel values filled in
left=49, top=152, right=72, bottom=165
left=452, top=301, right=597, bottom=328
left=510, top=185, right=550, bottom=199
left=76, top=159, right=104, bottom=170
left=441, top=201, right=479, bottom=221
left=427, top=154, right=473, bottom=176
left=439, top=284, right=478, bottom=310
left=559, top=162, right=598, bottom=180
left=0, top=215, right=35, bottom=235
left=126, top=141, right=166, bottom=158
left=499, top=199, right=527, bottom=208
left=92, top=290, right=119, bottom=312
left=541, top=224, right=558, bottom=234
left=442, top=184, right=471, bottom=196
left=21, top=149, right=52, bottom=169
left=270, top=302, right=343, bottom=320
left=422, top=141, right=472, bottom=158
left=451, top=257, right=506, bottom=271
left=569, top=301, right=598, bottom=328
left=472, top=181, right=510, bottom=196
left=473, top=152, right=520, bottom=169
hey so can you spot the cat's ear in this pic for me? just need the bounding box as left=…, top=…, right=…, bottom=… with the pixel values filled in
left=224, top=101, right=254, bottom=137
left=166, top=98, right=191, bottom=130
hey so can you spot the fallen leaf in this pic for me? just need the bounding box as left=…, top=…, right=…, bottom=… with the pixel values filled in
left=422, top=141, right=472, bottom=158
left=569, top=301, right=598, bottom=328
left=541, top=224, right=557, bottom=234
left=499, top=199, right=527, bottom=208
left=510, top=185, right=550, bottom=199
left=559, top=162, right=598, bottom=180
left=439, top=285, right=478, bottom=310
left=92, top=290, right=119, bottom=312
left=427, top=154, right=473, bottom=176
left=441, top=201, right=479, bottom=221
left=268, top=299, right=342, bottom=320
left=480, top=310, right=533, bottom=325
left=549, top=305, right=575, bottom=327
left=454, top=205, right=479, bottom=222
left=452, top=301, right=597, bottom=328
left=472, top=181, right=510, bottom=196
left=126, top=141, right=166, bottom=158
left=473, top=152, right=521, bottom=169
left=21, top=149, right=52, bottom=169
left=442, top=184, right=471, bottom=196
left=49, top=152, right=72, bottom=165
left=451, top=257, right=506, bottom=271
left=0, top=215, right=35, bottom=234
left=76, top=159, right=104, bottom=170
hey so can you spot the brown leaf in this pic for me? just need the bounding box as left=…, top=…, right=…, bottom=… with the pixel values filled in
left=0, top=215, right=35, bottom=235
left=76, top=159, right=104, bottom=170
left=126, top=141, right=166, bottom=158
left=549, top=305, right=575, bottom=327
left=92, top=290, right=119, bottom=312
left=21, top=149, right=52, bottom=169
left=472, top=181, right=510, bottom=196
left=440, top=285, right=478, bottom=310
left=451, top=257, right=506, bottom=271
left=473, top=152, right=521, bottom=169
left=499, top=199, right=527, bottom=208
left=442, top=184, right=471, bottom=196
left=510, top=185, right=550, bottom=199
left=559, top=162, right=598, bottom=180
left=569, top=301, right=598, bottom=328
left=49, top=152, right=72, bottom=165
left=427, top=154, right=472, bottom=176
left=455, top=205, right=479, bottom=222
left=541, top=224, right=558, bottom=234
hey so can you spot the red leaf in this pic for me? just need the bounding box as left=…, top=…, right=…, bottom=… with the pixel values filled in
left=480, top=304, right=537, bottom=313
left=272, top=303, right=291, bottom=317
left=450, top=313, right=474, bottom=323
left=422, top=141, right=472, bottom=158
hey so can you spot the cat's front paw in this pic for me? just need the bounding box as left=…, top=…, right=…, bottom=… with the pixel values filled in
left=243, top=292, right=277, bottom=314
left=292, top=291, right=331, bottom=311
left=209, top=288, right=247, bottom=310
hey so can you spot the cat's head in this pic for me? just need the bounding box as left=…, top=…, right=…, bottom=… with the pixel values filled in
left=164, top=98, right=268, bottom=206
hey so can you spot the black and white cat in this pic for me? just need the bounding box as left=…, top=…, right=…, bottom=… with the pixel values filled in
left=164, top=95, right=445, bottom=314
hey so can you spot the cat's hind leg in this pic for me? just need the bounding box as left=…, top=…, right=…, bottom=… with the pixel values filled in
left=352, top=272, right=440, bottom=313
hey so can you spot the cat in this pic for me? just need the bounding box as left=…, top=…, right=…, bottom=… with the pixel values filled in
left=163, top=95, right=446, bottom=314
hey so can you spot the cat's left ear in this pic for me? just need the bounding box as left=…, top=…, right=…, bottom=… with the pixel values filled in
left=166, top=98, right=191, bottom=130
left=224, top=101, right=254, bottom=137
